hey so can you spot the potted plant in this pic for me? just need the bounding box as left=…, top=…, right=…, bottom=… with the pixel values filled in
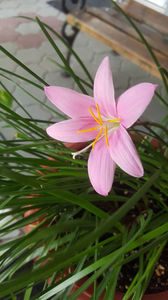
left=0, top=6, right=168, bottom=300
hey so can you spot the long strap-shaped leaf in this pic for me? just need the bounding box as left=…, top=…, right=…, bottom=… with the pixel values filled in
left=0, top=79, right=33, bottom=119
left=0, top=102, right=46, bottom=137
left=35, top=17, right=88, bottom=95
left=0, top=73, right=66, bottom=119
left=0, top=46, right=48, bottom=86
left=0, top=67, right=43, bottom=90
left=0, top=170, right=160, bottom=296
left=18, top=16, right=93, bottom=85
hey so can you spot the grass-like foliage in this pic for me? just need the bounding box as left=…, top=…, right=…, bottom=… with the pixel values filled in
left=0, top=4, right=168, bottom=299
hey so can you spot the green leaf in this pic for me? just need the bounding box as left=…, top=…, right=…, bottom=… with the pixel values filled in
left=0, top=45, right=48, bottom=86
left=35, top=17, right=88, bottom=95
left=0, top=167, right=40, bottom=188
left=0, top=172, right=159, bottom=296
left=0, top=90, right=13, bottom=108
left=24, top=286, right=33, bottom=300
left=0, top=67, right=43, bottom=90
left=18, top=16, right=93, bottom=85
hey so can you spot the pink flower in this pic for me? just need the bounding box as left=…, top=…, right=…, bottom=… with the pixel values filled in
left=45, top=57, right=157, bottom=196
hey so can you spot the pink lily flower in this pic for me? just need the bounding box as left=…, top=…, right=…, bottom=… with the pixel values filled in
left=45, top=57, right=157, bottom=196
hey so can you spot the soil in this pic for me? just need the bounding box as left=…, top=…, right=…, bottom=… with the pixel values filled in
left=117, top=243, right=168, bottom=294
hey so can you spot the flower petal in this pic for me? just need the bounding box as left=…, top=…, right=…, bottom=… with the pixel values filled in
left=88, top=138, right=116, bottom=196
left=94, top=57, right=116, bottom=117
left=44, top=86, right=94, bottom=118
left=109, top=125, right=144, bottom=177
left=46, top=118, right=99, bottom=142
left=117, top=83, right=157, bottom=128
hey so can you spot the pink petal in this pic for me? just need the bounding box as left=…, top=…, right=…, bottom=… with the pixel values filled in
left=44, top=86, right=94, bottom=118
left=109, top=125, right=144, bottom=177
left=46, top=118, right=99, bottom=142
left=88, top=138, right=116, bottom=196
left=94, top=57, right=116, bottom=117
left=117, top=83, right=157, bottom=128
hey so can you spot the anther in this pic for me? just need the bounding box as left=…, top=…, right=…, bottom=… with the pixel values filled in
left=105, top=125, right=109, bottom=147
left=77, top=126, right=100, bottom=133
left=96, top=104, right=103, bottom=124
left=89, top=107, right=102, bottom=125
left=92, top=127, right=103, bottom=150
left=107, top=118, right=121, bottom=123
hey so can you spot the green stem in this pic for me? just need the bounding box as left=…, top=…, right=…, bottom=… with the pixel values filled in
left=134, top=120, right=168, bottom=136
left=155, top=91, right=168, bottom=108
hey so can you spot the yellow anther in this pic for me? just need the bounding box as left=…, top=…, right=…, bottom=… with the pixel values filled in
left=105, top=125, right=109, bottom=147
left=77, top=126, right=100, bottom=133
left=92, top=127, right=103, bottom=150
left=96, top=104, right=103, bottom=125
left=107, top=118, right=121, bottom=123
left=77, top=106, right=120, bottom=151
left=89, top=107, right=102, bottom=125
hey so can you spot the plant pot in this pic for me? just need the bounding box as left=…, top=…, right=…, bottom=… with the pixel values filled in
left=71, top=278, right=168, bottom=299
left=24, top=203, right=40, bottom=234
left=24, top=157, right=57, bottom=234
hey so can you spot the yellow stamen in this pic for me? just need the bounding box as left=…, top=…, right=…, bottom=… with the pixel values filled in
left=77, top=126, right=100, bottom=133
left=107, top=118, right=121, bottom=123
left=105, top=125, right=109, bottom=147
left=92, top=127, right=103, bottom=150
left=96, top=104, right=103, bottom=124
left=89, top=107, right=102, bottom=125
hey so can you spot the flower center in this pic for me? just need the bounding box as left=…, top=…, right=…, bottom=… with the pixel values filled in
left=77, top=104, right=121, bottom=150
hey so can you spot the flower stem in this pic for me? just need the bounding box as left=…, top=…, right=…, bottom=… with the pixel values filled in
left=133, top=120, right=168, bottom=136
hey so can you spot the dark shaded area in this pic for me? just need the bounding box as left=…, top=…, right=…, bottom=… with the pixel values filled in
left=47, top=0, right=110, bottom=12
left=9, top=261, right=44, bottom=300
